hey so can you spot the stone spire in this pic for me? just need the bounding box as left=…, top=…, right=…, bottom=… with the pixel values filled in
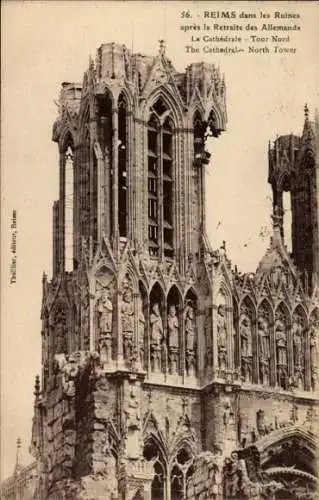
left=159, top=39, right=166, bottom=56
left=304, top=102, right=309, bottom=122
left=14, top=437, right=22, bottom=476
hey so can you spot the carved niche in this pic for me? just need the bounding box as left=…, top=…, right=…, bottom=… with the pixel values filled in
left=257, top=305, right=271, bottom=385
left=150, top=302, right=164, bottom=373
left=185, top=301, right=197, bottom=376
left=52, top=307, right=68, bottom=355
left=292, top=312, right=305, bottom=390
left=274, top=310, right=288, bottom=389
left=121, top=276, right=135, bottom=364
left=217, top=304, right=228, bottom=374
left=239, top=305, right=253, bottom=383
left=95, top=270, right=116, bottom=365
left=137, top=296, right=146, bottom=369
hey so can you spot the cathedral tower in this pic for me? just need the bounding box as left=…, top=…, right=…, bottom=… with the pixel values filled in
left=29, top=43, right=318, bottom=500
left=32, top=42, right=231, bottom=500
left=268, top=105, right=319, bottom=291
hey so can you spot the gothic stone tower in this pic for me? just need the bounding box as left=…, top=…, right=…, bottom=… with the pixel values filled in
left=30, top=43, right=318, bottom=500
left=268, top=105, right=319, bottom=291
left=31, top=42, right=233, bottom=500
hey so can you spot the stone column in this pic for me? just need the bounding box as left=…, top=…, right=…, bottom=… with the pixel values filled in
left=111, top=102, right=119, bottom=248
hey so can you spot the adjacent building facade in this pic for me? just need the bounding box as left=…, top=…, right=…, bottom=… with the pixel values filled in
left=2, top=42, right=318, bottom=499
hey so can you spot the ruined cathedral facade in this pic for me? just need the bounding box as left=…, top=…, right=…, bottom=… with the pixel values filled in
left=27, top=43, right=318, bottom=499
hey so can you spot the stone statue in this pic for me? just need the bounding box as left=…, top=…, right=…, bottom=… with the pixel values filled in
left=240, top=314, right=252, bottom=358
left=121, top=288, right=134, bottom=360
left=185, top=303, right=195, bottom=351
left=98, top=288, right=113, bottom=335
left=310, top=319, right=318, bottom=371
left=258, top=316, right=270, bottom=360
left=150, top=303, right=163, bottom=346
left=275, top=315, right=287, bottom=366
left=292, top=314, right=303, bottom=367
left=168, top=305, right=179, bottom=349
left=217, top=304, right=227, bottom=370
left=138, top=299, right=145, bottom=367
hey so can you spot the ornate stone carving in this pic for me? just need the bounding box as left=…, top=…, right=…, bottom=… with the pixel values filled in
left=292, top=313, right=303, bottom=367
left=124, top=384, right=141, bottom=459
left=53, top=309, right=68, bottom=355
left=217, top=304, right=228, bottom=372
left=121, top=285, right=134, bottom=362
left=275, top=312, right=288, bottom=389
left=309, top=316, right=318, bottom=390
left=138, top=298, right=145, bottom=369
left=150, top=303, right=163, bottom=372
left=168, top=305, right=179, bottom=374
left=257, top=307, right=270, bottom=385
left=185, top=302, right=196, bottom=376
left=239, top=308, right=253, bottom=382
left=97, top=287, right=113, bottom=364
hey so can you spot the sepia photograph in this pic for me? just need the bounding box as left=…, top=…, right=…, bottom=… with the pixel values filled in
left=1, top=1, right=319, bottom=498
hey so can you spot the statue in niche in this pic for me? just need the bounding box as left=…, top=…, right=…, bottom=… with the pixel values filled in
left=168, top=305, right=179, bottom=374
left=185, top=302, right=196, bottom=351
left=150, top=303, right=163, bottom=372
left=150, top=303, right=163, bottom=346
left=292, top=313, right=303, bottom=368
left=125, top=384, right=140, bottom=459
left=97, top=288, right=113, bottom=363
left=98, top=287, right=113, bottom=335
left=240, top=313, right=252, bottom=358
left=275, top=313, right=287, bottom=366
left=168, top=305, right=179, bottom=349
left=54, top=311, right=67, bottom=354
left=258, top=315, right=270, bottom=360
left=138, top=299, right=145, bottom=368
left=217, top=304, right=228, bottom=370
left=121, top=288, right=134, bottom=361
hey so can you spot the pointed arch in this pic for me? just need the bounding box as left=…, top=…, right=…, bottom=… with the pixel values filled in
left=143, top=436, right=167, bottom=500
left=145, top=85, right=185, bottom=128
left=150, top=281, right=165, bottom=310
left=204, top=96, right=227, bottom=133
left=170, top=442, right=195, bottom=500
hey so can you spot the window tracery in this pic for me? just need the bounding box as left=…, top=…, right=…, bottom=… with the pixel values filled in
left=147, top=98, right=174, bottom=258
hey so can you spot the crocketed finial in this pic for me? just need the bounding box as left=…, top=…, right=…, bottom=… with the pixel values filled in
left=304, top=103, right=309, bottom=121
left=159, top=39, right=166, bottom=56
left=14, top=437, right=22, bottom=475
left=34, top=374, right=40, bottom=400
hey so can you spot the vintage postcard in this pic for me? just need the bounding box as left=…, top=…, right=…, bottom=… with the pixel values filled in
left=1, top=1, right=318, bottom=498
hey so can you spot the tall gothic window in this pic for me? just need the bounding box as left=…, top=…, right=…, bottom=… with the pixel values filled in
left=118, top=93, right=127, bottom=237
left=64, top=144, right=74, bottom=272
left=147, top=98, right=174, bottom=258
left=143, top=440, right=165, bottom=500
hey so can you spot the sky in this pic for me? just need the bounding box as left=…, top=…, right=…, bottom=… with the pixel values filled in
left=1, top=0, right=318, bottom=481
